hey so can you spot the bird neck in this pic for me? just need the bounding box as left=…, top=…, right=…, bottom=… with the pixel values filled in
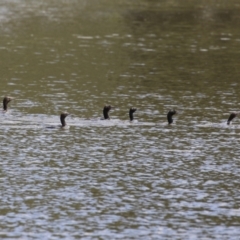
left=103, top=110, right=109, bottom=119
left=60, top=117, right=66, bottom=126
left=3, top=101, right=7, bottom=111
left=129, top=112, right=134, bottom=121
left=167, top=115, right=173, bottom=124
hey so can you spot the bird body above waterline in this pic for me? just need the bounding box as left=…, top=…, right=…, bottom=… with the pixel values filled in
left=167, top=110, right=177, bottom=124
left=46, top=112, right=70, bottom=129
left=103, top=105, right=112, bottom=119
left=3, top=96, right=13, bottom=111
left=129, top=107, right=137, bottom=121
left=227, top=112, right=238, bottom=125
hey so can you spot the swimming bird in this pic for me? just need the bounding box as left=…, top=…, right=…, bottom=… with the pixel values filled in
left=60, top=112, right=69, bottom=129
left=3, top=96, right=13, bottom=111
left=103, top=105, right=112, bottom=119
left=167, top=110, right=177, bottom=124
left=129, top=107, right=137, bottom=121
left=46, top=112, right=70, bottom=129
left=227, top=112, right=238, bottom=125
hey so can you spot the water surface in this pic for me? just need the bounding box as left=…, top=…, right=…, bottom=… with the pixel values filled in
left=0, top=0, right=240, bottom=239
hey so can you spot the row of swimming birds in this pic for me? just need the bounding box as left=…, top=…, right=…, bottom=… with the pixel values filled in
left=2, top=96, right=239, bottom=128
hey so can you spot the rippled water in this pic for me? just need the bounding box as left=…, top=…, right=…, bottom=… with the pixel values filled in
left=0, top=0, right=240, bottom=239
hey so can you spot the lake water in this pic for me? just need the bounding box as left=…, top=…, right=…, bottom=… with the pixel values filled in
left=0, top=0, right=240, bottom=239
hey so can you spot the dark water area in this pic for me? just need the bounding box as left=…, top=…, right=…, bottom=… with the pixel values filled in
left=0, top=0, right=240, bottom=239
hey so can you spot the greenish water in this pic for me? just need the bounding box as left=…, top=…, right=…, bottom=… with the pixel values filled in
left=0, top=0, right=240, bottom=239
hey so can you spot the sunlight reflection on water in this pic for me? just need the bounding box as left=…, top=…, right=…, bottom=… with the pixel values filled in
left=0, top=0, right=240, bottom=239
